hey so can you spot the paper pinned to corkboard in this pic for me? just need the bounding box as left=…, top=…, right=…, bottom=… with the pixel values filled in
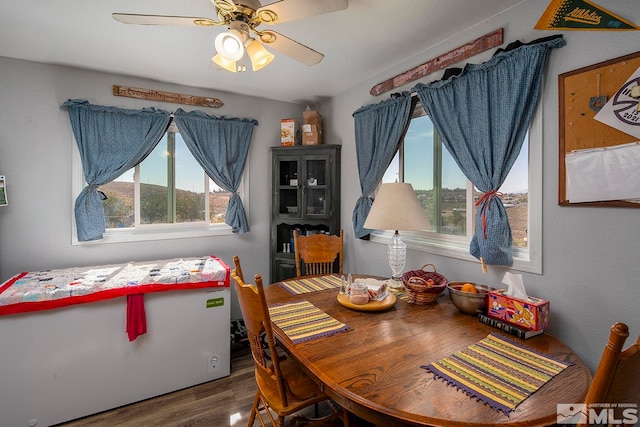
left=565, top=142, right=640, bottom=203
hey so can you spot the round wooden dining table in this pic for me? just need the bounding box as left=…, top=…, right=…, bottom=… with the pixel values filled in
left=265, top=275, right=591, bottom=427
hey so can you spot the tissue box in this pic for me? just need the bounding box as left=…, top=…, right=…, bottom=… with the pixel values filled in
left=487, top=289, right=550, bottom=331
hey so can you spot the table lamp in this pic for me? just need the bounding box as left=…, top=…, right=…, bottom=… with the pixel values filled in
left=363, top=182, right=430, bottom=288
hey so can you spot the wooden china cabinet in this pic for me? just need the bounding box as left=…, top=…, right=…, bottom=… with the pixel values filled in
left=269, top=144, right=341, bottom=283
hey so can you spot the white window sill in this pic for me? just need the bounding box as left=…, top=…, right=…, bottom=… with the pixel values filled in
left=72, top=223, right=234, bottom=245
left=368, top=230, right=541, bottom=274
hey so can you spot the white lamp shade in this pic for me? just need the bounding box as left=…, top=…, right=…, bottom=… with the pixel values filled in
left=363, top=183, right=430, bottom=231
left=211, top=53, right=237, bottom=73
left=215, top=29, right=244, bottom=61
left=245, top=39, right=275, bottom=71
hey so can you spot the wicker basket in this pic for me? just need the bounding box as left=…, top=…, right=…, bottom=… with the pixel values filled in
left=402, top=264, right=448, bottom=305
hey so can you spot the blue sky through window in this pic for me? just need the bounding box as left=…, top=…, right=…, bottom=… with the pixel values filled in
left=383, top=116, right=528, bottom=194
left=114, top=133, right=224, bottom=192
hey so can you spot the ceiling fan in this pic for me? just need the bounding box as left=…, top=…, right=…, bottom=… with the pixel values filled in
left=113, top=0, right=348, bottom=73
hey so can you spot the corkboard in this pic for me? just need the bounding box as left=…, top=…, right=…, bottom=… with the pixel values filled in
left=558, top=51, right=640, bottom=207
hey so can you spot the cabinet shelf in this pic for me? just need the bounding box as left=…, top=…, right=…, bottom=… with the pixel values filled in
left=270, top=145, right=341, bottom=283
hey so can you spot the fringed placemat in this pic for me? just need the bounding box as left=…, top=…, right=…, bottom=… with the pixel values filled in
left=422, top=333, right=573, bottom=415
left=278, top=275, right=343, bottom=295
left=389, top=288, right=409, bottom=302
left=269, top=300, right=349, bottom=344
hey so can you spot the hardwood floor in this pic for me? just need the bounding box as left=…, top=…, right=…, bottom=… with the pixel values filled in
left=55, top=345, right=360, bottom=427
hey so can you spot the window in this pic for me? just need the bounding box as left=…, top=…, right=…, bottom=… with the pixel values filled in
left=72, top=120, right=248, bottom=244
left=377, top=101, right=541, bottom=273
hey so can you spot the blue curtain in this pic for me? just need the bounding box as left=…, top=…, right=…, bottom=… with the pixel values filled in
left=174, top=109, right=257, bottom=234
left=60, top=99, right=171, bottom=242
left=413, top=35, right=565, bottom=265
left=352, top=94, right=414, bottom=238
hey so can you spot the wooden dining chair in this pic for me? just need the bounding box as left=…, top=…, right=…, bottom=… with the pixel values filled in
left=231, top=256, right=349, bottom=427
left=232, top=255, right=245, bottom=282
left=578, top=322, right=640, bottom=427
left=293, top=229, right=344, bottom=278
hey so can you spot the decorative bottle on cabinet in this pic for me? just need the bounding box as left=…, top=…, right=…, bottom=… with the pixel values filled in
left=270, top=145, right=341, bottom=283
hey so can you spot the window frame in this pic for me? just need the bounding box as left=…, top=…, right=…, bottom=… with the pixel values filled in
left=368, top=99, right=542, bottom=274
left=70, top=129, right=249, bottom=245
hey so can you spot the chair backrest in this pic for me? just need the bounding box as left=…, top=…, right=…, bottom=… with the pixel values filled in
left=293, top=229, right=343, bottom=277
left=232, top=255, right=245, bottom=283
left=579, top=322, right=640, bottom=426
left=230, top=258, right=289, bottom=406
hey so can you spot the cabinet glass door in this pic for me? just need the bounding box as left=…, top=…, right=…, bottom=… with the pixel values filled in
left=276, top=159, right=300, bottom=217
left=304, top=158, right=329, bottom=217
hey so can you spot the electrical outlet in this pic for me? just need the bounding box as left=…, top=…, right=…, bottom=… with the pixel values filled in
left=208, top=355, right=219, bottom=373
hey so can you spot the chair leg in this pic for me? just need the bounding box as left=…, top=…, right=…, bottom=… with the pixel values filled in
left=342, top=407, right=350, bottom=427
left=248, top=391, right=260, bottom=427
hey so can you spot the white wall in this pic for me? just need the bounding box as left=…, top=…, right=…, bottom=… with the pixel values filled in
left=1, top=1, right=639, bottom=412
left=0, top=56, right=306, bottom=321
left=326, top=0, right=640, bottom=373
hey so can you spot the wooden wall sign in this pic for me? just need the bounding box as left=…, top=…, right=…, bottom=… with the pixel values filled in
left=113, top=85, right=223, bottom=108
left=369, top=28, right=504, bottom=96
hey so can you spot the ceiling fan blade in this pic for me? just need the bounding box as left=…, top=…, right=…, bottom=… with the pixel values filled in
left=112, top=13, right=218, bottom=27
left=263, top=31, right=324, bottom=66
left=257, top=0, right=348, bottom=25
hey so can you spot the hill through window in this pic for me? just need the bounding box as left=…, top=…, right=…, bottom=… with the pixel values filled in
left=72, top=120, right=245, bottom=244
left=375, top=100, right=540, bottom=273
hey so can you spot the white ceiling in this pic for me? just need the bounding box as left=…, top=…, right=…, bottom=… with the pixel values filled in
left=0, top=0, right=523, bottom=104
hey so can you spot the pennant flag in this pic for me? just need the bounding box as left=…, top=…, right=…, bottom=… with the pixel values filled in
left=535, top=0, right=639, bottom=30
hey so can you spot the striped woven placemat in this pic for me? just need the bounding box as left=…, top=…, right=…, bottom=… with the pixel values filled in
left=389, top=288, right=409, bottom=302
left=422, top=333, right=573, bottom=415
left=269, top=300, right=349, bottom=344
left=278, top=275, right=343, bottom=295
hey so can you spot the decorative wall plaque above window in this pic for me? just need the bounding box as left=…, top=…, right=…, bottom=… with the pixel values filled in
left=113, top=85, right=223, bottom=108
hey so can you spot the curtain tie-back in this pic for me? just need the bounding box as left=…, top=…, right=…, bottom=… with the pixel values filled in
left=86, top=184, right=107, bottom=200
left=475, top=190, right=503, bottom=239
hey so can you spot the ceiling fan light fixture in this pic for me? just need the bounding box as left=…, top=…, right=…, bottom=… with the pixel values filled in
left=215, top=29, right=245, bottom=61
left=114, top=0, right=344, bottom=72
left=245, top=38, right=275, bottom=71
left=211, top=53, right=237, bottom=73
